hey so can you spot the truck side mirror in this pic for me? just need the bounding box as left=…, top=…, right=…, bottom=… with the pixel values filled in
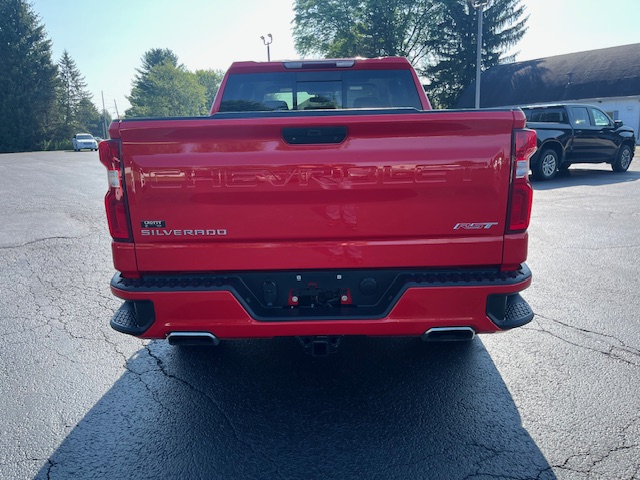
left=614, top=120, right=623, bottom=128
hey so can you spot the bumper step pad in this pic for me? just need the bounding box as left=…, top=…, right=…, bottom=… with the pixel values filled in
left=487, top=293, right=534, bottom=330
left=110, top=301, right=155, bottom=336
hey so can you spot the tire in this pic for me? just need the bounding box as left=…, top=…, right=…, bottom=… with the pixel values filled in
left=612, top=145, right=633, bottom=172
left=532, top=149, right=559, bottom=180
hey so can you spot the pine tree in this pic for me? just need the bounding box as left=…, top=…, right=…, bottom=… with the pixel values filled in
left=129, top=48, right=179, bottom=104
left=56, top=50, right=95, bottom=140
left=0, top=0, right=58, bottom=152
left=424, top=0, right=527, bottom=108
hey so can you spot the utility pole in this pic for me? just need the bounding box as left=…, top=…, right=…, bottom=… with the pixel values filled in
left=260, top=34, right=273, bottom=61
left=113, top=100, right=120, bottom=119
left=101, top=91, right=108, bottom=138
left=471, top=0, right=489, bottom=109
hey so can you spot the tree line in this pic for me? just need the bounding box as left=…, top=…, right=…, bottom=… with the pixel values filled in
left=293, top=0, right=527, bottom=108
left=0, top=0, right=526, bottom=153
left=0, top=0, right=109, bottom=152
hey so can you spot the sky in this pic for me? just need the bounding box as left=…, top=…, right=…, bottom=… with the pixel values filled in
left=30, top=0, right=640, bottom=117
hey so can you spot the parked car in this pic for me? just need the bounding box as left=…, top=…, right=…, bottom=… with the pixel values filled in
left=72, top=133, right=98, bottom=151
left=520, top=104, right=636, bottom=180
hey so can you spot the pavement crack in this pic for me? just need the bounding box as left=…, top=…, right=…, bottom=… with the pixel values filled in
left=46, top=459, right=54, bottom=480
left=548, top=444, right=640, bottom=477
left=99, top=329, right=133, bottom=368
left=537, top=315, right=640, bottom=353
left=591, top=444, right=640, bottom=470
left=142, top=344, right=283, bottom=478
left=123, top=363, right=172, bottom=413
left=535, top=466, right=553, bottom=480
left=460, top=444, right=515, bottom=480
left=527, top=314, right=640, bottom=367
left=0, top=236, right=84, bottom=250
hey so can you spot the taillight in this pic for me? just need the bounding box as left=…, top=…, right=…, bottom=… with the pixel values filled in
left=508, top=129, right=537, bottom=233
left=99, top=140, right=131, bottom=240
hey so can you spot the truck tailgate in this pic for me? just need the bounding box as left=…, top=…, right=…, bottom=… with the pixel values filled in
left=116, top=110, right=518, bottom=272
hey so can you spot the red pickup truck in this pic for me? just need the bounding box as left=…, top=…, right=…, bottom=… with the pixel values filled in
left=100, top=57, right=536, bottom=355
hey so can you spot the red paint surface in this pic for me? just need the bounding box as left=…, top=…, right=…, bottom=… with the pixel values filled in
left=115, top=110, right=526, bottom=272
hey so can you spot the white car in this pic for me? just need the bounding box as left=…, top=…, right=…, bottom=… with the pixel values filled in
left=72, top=133, right=98, bottom=151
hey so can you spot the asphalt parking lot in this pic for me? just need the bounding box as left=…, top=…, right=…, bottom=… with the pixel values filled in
left=1, top=150, right=639, bottom=479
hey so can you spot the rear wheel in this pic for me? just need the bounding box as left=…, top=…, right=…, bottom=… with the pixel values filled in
left=532, top=149, right=559, bottom=180
left=612, top=145, right=632, bottom=172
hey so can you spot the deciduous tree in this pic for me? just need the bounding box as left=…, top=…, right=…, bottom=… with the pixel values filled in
left=195, top=69, right=225, bottom=112
left=127, top=49, right=221, bottom=118
left=292, top=0, right=528, bottom=109
left=75, top=97, right=105, bottom=138
left=293, top=0, right=438, bottom=65
left=126, top=52, right=206, bottom=117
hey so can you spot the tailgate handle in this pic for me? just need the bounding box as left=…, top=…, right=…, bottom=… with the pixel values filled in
left=282, top=126, right=347, bottom=145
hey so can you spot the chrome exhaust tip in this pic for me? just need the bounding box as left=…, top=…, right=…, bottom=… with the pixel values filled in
left=421, top=327, right=476, bottom=342
left=167, top=331, right=220, bottom=346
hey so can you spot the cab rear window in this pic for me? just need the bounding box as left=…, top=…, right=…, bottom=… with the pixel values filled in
left=219, top=70, right=422, bottom=112
left=522, top=108, right=568, bottom=123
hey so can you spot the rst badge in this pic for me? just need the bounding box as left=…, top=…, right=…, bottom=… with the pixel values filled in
left=453, top=222, right=498, bottom=230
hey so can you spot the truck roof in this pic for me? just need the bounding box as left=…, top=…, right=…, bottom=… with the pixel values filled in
left=520, top=103, right=596, bottom=110
left=227, top=57, right=414, bottom=74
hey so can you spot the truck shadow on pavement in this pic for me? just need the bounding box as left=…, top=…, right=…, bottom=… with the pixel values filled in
left=36, top=337, right=555, bottom=480
left=532, top=168, right=640, bottom=190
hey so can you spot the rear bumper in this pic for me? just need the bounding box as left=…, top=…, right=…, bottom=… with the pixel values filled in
left=109, top=265, right=533, bottom=339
